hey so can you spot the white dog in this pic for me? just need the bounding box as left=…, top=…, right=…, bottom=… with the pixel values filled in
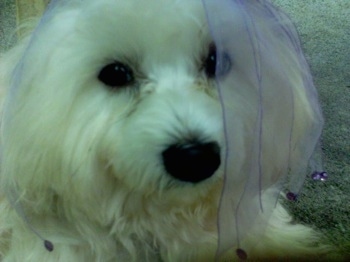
left=0, top=0, right=337, bottom=261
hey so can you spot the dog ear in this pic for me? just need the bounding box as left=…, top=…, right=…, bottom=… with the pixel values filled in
left=0, top=42, right=27, bottom=113
left=0, top=1, right=59, bottom=253
left=203, top=0, right=324, bottom=259
left=0, top=45, right=56, bottom=253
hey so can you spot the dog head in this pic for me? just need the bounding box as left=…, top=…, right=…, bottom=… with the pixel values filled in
left=1, top=0, right=324, bottom=257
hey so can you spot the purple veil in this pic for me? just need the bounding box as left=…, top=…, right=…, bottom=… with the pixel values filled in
left=2, top=0, right=324, bottom=258
left=202, top=0, right=324, bottom=258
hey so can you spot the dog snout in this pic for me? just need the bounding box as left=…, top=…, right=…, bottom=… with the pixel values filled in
left=162, top=141, right=221, bottom=183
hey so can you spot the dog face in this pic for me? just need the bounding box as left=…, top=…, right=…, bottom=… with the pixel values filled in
left=76, top=0, right=225, bottom=191
left=2, top=0, right=227, bottom=210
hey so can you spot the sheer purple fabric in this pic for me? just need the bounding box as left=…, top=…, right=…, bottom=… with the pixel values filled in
left=2, top=0, right=324, bottom=257
left=202, top=0, right=324, bottom=258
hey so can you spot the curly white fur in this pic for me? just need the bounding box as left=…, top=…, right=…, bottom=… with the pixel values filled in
left=0, top=0, right=336, bottom=261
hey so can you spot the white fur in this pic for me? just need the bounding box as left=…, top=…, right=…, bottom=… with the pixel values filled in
left=0, top=0, right=336, bottom=261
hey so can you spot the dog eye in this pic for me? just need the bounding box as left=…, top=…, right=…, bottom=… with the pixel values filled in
left=98, top=62, right=134, bottom=88
left=204, top=45, right=231, bottom=78
left=204, top=46, right=217, bottom=78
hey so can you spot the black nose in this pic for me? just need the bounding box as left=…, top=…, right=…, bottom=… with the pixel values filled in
left=162, top=141, right=221, bottom=183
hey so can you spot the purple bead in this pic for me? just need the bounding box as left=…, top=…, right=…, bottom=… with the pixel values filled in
left=236, top=248, right=248, bottom=260
left=312, top=171, right=328, bottom=181
left=286, top=192, right=297, bottom=201
left=44, top=240, right=54, bottom=252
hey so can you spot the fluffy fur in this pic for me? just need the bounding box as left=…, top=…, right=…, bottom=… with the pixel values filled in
left=0, top=0, right=336, bottom=261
